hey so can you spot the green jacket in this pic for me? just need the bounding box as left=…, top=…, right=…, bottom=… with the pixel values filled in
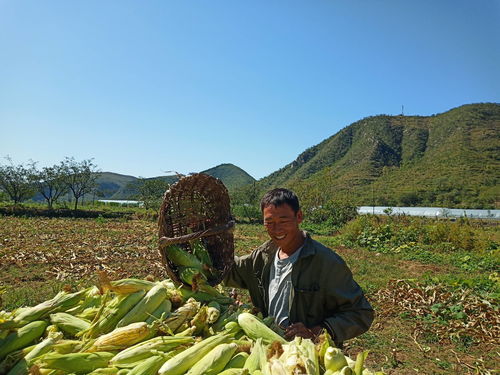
left=225, top=232, right=374, bottom=345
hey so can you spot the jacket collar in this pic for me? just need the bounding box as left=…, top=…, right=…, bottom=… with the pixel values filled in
left=298, top=231, right=316, bottom=258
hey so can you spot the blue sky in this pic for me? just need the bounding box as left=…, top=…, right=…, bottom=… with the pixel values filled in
left=1, top=1, right=499, bottom=179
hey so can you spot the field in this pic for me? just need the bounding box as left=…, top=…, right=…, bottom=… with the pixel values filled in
left=0, top=214, right=498, bottom=374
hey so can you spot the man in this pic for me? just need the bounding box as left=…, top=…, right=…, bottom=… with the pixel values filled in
left=225, top=188, right=374, bottom=346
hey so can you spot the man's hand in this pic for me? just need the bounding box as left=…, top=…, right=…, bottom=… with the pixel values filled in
left=284, top=323, right=322, bottom=340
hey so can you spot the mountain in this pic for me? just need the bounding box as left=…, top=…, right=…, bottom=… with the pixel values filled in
left=201, top=163, right=255, bottom=190
left=257, top=103, right=499, bottom=209
left=94, top=163, right=255, bottom=200
left=95, top=172, right=138, bottom=200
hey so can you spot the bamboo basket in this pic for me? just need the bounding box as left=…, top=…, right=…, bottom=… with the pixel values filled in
left=158, top=173, right=235, bottom=286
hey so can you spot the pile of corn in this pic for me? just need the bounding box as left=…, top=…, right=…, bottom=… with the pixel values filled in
left=0, top=277, right=385, bottom=375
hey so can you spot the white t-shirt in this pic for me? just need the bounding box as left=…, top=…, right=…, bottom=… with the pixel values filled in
left=268, top=246, right=303, bottom=327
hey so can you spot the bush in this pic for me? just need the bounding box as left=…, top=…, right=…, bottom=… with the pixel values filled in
left=303, top=199, right=358, bottom=233
left=232, top=204, right=261, bottom=223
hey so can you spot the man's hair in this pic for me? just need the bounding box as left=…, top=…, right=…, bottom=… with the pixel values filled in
left=260, top=188, right=300, bottom=213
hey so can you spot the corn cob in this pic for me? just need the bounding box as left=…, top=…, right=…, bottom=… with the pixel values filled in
left=126, top=353, right=169, bottom=375
left=269, top=358, right=287, bottom=375
left=0, top=320, right=48, bottom=361
left=224, top=351, right=249, bottom=370
left=51, top=339, right=84, bottom=354
left=324, top=347, right=348, bottom=372
left=354, top=350, right=369, bottom=375
left=65, top=286, right=102, bottom=316
left=284, top=347, right=303, bottom=374
left=89, top=322, right=155, bottom=352
left=238, top=312, right=286, bottom=344
left=186, top=342, right=238, bottom=375
left=165, top=245, right=203, bottom=269
left=190, top=305, right=208, bottom=335
left=174, top=325, right=196, bottom=337
left=325, top=367, right=353, bottom=375
left=212, top=307, right=238, bottom=332
left=244, top=338, right=265, bottom=372
left=13, top=290, right=85, bottom=323
left=189, top=342, right=237, bottom=374
left=110, top=335, right=194, bottom=368
left=6, top=332, right=62, bottom=375
left=49, top=313, right=90, bottom=337
left=87, top=368, right=119, bottom=375
left=85, top=290, right=146, bottom=337
left=145, top=299, right=172, bottom=324
left=297, top=338, right=319, bottom=375
left=116, top=282, right=169, bottom=327
left=317, top=330, right=334, bottom=365
left=76, top=306, right=100, bottom=321
left=218, top=369, right=250, bottom=375
left=35, top=352, right=114, bottom=374
left=100, top=274, right=155, bottom=295
left=162, top=298, right=200, bottom=333
left=191, top=239, right=212, bottom=266
left=24, top=366, right=54, bottom=375
left=206, top=301, right=221, bottom=324
left=158, top=332, right=232, bottom=375
left=0, top=345, right=35, bottom=374
left=179, top=267, right=206, bottom=285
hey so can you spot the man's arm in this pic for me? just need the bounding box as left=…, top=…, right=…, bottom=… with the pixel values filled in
left=223, top=253, right=253, bottom=289
left=323, top=260, right=374, bottom=344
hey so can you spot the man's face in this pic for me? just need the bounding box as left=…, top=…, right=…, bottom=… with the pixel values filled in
left=263, top=203, right=303, bottom=251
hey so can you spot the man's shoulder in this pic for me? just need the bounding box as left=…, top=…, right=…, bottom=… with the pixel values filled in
left=307, top=236, right=346, bottom=265
left=238, top=240, right=276, bottom=262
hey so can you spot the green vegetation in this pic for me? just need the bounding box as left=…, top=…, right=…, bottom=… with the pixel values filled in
left=338, top=215, right=499, bottom=298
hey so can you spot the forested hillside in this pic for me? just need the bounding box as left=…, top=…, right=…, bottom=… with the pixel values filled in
left=257, top=103, right=499, bottom=208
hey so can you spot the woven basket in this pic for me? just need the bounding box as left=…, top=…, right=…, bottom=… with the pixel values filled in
left=158, top=173, right=235, bottom=286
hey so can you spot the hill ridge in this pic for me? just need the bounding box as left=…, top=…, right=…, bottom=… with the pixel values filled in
left=256, top=103, right=499, bottom=208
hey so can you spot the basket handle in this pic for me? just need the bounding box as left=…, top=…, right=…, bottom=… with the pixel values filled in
left=159, top=220, right=235, bottom=248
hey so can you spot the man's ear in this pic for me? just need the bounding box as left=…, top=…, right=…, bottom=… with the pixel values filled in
left=296, top=209, right=303, bottom=224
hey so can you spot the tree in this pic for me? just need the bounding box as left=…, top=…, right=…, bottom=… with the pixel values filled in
left=230, top=182, right=261, bottom=223
left=33, top=162, right=69, bottom=209
left=61, top=157, right=100, bottom=210
left=136, top=178, right=170, bottom=211
left=0, top=157, right=37, bottom=204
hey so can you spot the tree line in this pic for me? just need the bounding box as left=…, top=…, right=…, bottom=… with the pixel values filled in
left=0, top=157, right=99, bottom=210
